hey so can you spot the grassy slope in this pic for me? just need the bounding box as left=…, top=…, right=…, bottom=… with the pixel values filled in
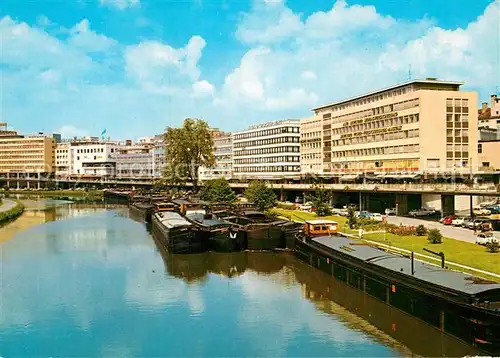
left=275, top=208, right=500, bottom=276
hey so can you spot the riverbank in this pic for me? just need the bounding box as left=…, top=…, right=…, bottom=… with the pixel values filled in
left=0, top=199, right=25, bottom=227
left=2, top=189, right=104, bottom=198
left=274, top=208, right=500, bottom=277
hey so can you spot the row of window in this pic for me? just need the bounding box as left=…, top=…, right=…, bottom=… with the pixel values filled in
left=234, top=165, right=301, bottom=173
left=76, top=148, right=113, bottom=154
left=234, top=126, right=299, bottom=140
left=332, top=129, right=419, bottom=147
left=326, top=159, right=420, bottom=170
left=332, top=144, right=420, bottom=158
left=302, top=142, right=322, bottom=149
left=234, top=156, right=300, bottom=165
left=332, top=114, right=419, bottom=135
left=234, top=146, right=300, bottom=156
left=234, top=136, right=300, bottom=148
left=446, top=159, right=469, bottom=168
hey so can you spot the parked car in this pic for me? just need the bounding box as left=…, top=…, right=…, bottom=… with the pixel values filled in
left=469, top=219, right=493, bottom=231
left=371, top=213, right=386, bottom=222
left=475, top=232, right=498, bottom=245
left=442, top=215, right=457, bottom=225
left=452, top=217, right=468, bottom=226
left=462, top=217, right=475, bottom=228
left=385, top=208, right=397, bottom=216
left=298, top=204, right=312, bottom=212
left=336, top=208, right=349, bottom=216
left=473, top=207, right=491, bottom=216
left=356, top=211, right=373, bottom=219
left=485, top=205, right=500, bottom=214
left=409, top=208, right=436, bottom=217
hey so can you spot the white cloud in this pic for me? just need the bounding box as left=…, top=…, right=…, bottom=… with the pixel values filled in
left=301, top=70, right=316, bottom=81
left=69, top=19, right=118, bottom=53
left=99, top=0, right=140, bottom=10
left=124, top=36, right=207, bottom=93
left=192, top=80, right=215, bottom=97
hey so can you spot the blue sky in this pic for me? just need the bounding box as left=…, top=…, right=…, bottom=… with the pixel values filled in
left=1, top=0, right=499, bottom=139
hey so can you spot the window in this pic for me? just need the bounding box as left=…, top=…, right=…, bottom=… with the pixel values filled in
left=478, top=144, right=483, bottom=153
left=482, top=162, right=490, bottom=167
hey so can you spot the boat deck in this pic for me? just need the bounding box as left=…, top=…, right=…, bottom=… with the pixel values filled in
left=313, top=236, right=500, bottom=297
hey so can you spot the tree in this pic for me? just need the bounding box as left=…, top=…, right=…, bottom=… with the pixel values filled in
left=245, top=181, right=277, bottom=211
left=427, top=229, right=443, bottom=244
left=347, top=206, right=357, bottom=229
left=308, top=184, right=332, bottom=217
left=200, top=178, right=236, bottom=203
left=415, top=224, right=427, bottom=236
left=164, top=118, right=215, bottom=190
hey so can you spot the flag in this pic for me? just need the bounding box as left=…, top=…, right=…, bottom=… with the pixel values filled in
left=101, top=129, right=107, bottom=137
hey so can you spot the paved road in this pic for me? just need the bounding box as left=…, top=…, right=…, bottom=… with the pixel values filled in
left=0, top=199, right=17, bottom=213
left=386, top=216, right=499, bottom=244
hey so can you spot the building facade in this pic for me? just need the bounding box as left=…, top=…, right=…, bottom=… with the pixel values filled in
left=152, top=135, right=166, bottom=178
left=113, top=145, right=154, bottom=178
left=0, top=123, right=56, bottom=176
left=70, top=141, right=119, bottom=177
left=302, top=79, right=478, bottom=177
left=232, top=120, right=301, bottom=179
left=300, top=116, right=323, bottom=174
left=478, top=140, right=500, bottom=172
left=55, top=142, right=71, bottom=177
left=199, top=130, right=233, bottom=180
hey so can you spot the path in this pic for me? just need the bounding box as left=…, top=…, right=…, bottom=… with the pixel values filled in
left=0, top=199, right=17, bottom=213
left=387, top=216, right=499, bottom=244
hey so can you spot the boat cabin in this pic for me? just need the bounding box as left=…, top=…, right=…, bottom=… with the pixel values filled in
left=304, top=220, right=338, bottom=236
left=153, top=202, right=177, bottom=213
left=172, top=199, right=208, bottom=216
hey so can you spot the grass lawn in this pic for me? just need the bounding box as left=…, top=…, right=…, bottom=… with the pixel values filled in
left=5, top=190, right=103, bottom=197
left=275, top=208, right=500, bottom=277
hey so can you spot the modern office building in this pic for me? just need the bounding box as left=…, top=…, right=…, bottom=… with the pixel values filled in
left=232, top=120, right=301, bottom=179
left=69, top=140, right=119, bottom=177
left=152, top=135, right=166, bottom=178
left=300, top=116, right=323, bottom=174
left=55, top=142, right=71, bottom=177
left=113, top=145, right=154, bottom=178
left=0, top=123, right=56, bottom=177
left=199, top=130, right=233, bottom=180
left=478, top=139, right=500, bottom=172
left=301, top=79, right=478, bottom=177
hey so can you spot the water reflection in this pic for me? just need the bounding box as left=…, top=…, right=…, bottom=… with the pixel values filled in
left=0, top=203, right=477, bottom=357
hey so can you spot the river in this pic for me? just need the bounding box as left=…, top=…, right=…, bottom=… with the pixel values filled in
left=0, top=200, right=479, bottom=357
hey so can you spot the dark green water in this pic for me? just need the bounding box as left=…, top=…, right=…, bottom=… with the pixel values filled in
left=0, top=202, right=477, bottom=357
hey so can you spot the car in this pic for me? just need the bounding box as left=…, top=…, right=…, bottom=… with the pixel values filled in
left=462, top=217, right=475, bottom=228
left=334, top=208, right=349, bottom=216
left=473, top=207, right=491, bottom=216
left=475, top=232, right=498, bottom=245
left=452, top=217, right=468, bottom=226
left=298, top=204, right=312, bottom=212
left=371, top=213, right=386, bottom=222
left=470, top=219, right=493, bottom=231
left=485, top=205, right=500, bottom=214
left=409, top=208, right=436, bottom=217
left=356, top=211, right=373, bottom=219
left=385, top=208, right=397, bottom=216
left=442, top=215, right=457, bottom=225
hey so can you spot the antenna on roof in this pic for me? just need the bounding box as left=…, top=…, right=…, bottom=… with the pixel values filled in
left=408, top=64, right=412, bottom=81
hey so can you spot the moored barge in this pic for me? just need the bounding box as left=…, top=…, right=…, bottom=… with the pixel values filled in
left=295, top=235, right=500, bottom=355
left=151, top=211, right=202, bottom=254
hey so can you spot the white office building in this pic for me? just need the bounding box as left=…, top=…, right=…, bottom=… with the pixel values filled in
left=55, top=142, right=71, bottom=177
left=70, top=141, right=119, bottom=177
left=113, top=145, right=154, bottom=178
left=232, top=120, right=301, bottom=179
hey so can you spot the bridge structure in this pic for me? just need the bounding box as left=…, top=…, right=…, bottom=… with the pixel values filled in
left=1, top=175, right=499, bottom=216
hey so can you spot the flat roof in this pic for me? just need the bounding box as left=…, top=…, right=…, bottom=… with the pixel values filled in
left=306, top=220, right=338, bottom=225
left=313, top=236, right=500, bottom=296
left=312, top=79, right=464, bottom=112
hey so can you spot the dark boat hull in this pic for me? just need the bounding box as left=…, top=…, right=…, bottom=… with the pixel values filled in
left=246, top=225, right=284, bottom=250
left=151, top=215, right=199, bottom=254
left=129, top=204, right=154, bottom=223
left=294, top=237, right=500, bottom=355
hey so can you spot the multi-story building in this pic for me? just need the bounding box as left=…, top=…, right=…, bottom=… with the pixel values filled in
left=478, top=95, right=500, bottom=140
left=303, top=79, right=478, bottom=177
left=300, top=116, right=322, bottom=174
left=0, top=123, right=56, bottom=177
left=55, top=142, right=71, bottom=177
left=232, top=120, right=301, bottom=179
left=113, top=145, right=154, bottom=178
left=70, top=140, right=119, bottom=177
left=199, top=130, right=233, bottom=180
left=152, top=135, right=166, bottom=178
left=478, top=139, right=500, bottom=172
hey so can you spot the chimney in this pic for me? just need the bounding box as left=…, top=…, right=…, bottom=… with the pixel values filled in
left=492, top=94, right=498, bottom=106
left=482, top=102, right=488, bottom=110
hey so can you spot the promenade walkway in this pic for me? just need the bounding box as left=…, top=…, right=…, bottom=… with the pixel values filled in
left=0, top=199, right=17, bottom=213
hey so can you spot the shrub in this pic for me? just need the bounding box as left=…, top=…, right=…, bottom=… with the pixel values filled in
left=485, top=241, right=500, bottom=253
left=315, top=203, right=332, bottom=217
left=427, top=229, right=443, bottom=244
left=200, top=178, right=236, bottom=203
left=245, top=181, right=277, bottom=211
left=347, top=206, right=357, bottom=229
left=387, top=224, right=416, bottom=236
left=0, top=200, right=24, bottom=226
left=416, top=224, right=427, bottom=236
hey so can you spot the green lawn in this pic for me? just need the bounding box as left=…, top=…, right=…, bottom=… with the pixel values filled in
left=5, top=190, right=103, bottom=197
left=275, top=208, right=500, bottom=277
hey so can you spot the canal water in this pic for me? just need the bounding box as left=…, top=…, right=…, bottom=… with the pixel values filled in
left=0, top=201, right=478, bottom=357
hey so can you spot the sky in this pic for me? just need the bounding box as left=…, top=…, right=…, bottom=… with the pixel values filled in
left=1, top=0, right=499, bottom=139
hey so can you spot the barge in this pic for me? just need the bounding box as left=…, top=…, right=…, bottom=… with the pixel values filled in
left=185, top=212, right=245, bottom=252
left=295, top=235, right=500, bottom=355
left=103, top=189, right=132, bottom=204
left=151, top=211, right=203, bottom=254
left=130, top=199, right=175, bottom=223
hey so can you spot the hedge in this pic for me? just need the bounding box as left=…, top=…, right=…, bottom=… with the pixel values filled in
left=0, top=200, right=25, bottom=227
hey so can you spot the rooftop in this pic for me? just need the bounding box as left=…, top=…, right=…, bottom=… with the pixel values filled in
left=306, top=220, right=338, bottom=225
left=312, top=79, right=463, bottom=112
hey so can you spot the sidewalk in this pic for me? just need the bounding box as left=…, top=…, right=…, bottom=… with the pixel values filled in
left=0, top=199, right=17, bottom=213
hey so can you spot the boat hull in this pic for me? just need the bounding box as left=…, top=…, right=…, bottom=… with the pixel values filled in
left=151, top=215, right=198, bottom=254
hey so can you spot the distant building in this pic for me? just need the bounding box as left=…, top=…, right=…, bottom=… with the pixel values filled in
left=478, top=94, right=500, bottom=140
left=199, top=130, right=233, bottom=181
left=69, top=140, right=119, bottom=177
left=152, top=135, right=166, bottom=178
left=478, top=139, right=500, bottom=172
left=232, top=120, right=301, bottom=179
left=0, top=123, right=55, bottom=177
left=302, top=78, right=478, bottom=177
left=113, top=144, right=154, bottom=178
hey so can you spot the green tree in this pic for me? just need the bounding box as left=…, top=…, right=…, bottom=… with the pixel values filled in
left=164, top=118, right=215, bottom=190
left=308, top=184, right=332, bottom=217
left=347, top=206, right=357, bottom=229
left=245, top=181, right=277, bottom=211
left=200, top=178, right=236, bottom=203
left=427, top=229, right=443, bottom=244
